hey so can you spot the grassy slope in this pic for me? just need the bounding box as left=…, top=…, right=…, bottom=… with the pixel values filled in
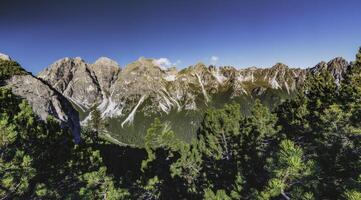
left=105, top=87, right=295, bottom=146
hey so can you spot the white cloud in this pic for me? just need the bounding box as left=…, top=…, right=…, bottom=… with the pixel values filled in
left=152, top=58, right=181, bottom=70
left=210, top=56, right=219, bottom=64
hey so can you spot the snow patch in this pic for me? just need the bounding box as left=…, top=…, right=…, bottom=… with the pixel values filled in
left=212, top=69, right=227, bottom=84
left=237, top=73, right=254, bottom=82
left=99, top=97, right=123, bottom=117
left=159, top=101, right=171, bottom=114
left=67, top=96, right=87, bottom=112
left=121, top=95, right=147, bottom=128
left=270, top=78, right=281, bottom=89
left=162, top=87, right=181, bottom=111
left=164, top=74, right=176, bottom=81
left=269, top=71, right=281, bottom=89
left=284, top=81, right=290, bottom=94
left=195, top=73, right=209, bottom=102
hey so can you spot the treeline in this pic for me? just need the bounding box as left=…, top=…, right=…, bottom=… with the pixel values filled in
left=1, top=48, right=361, bottom=199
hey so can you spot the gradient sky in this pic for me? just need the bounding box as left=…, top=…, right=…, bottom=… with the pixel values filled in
left=1, top=0, right=361, bottom=73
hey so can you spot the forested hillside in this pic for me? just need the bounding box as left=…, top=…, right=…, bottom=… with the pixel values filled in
left=1, top=48, right=361, bottom=199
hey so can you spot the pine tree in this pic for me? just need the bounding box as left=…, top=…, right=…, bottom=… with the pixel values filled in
left=89, top=104, right=103, bottom=131
left=0, top=89, right=36, bottom=199
left=242, top=100, right=279, bottom=188
left=88, top=104, right=108, bottom=140
left=138, top=176, right=163, bottom=200
left=203, top=188, right=231, bottom=200
left=142, top=118, right=182, bottom=171
left=198, top=103, right=243, bottom=161
left=169, top=139, right=203, bottom=192
left=341, top=47, right=361, bottom=104
left=79, top=165, right=129, bottom=199
left=258, top=140, right=314, bottom=200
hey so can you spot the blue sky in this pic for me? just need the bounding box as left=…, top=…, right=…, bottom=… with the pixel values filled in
left=0, top=0, right=361, bottom=73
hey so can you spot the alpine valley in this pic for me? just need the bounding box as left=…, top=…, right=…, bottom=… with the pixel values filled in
left=2, top=53, right=349, bottom=146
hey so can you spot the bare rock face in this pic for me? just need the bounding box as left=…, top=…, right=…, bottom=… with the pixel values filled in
left=89, top=57, right=121, bottom=96
left=38, top=57, right=102, bottom=111
left=37, top=55, right=350, bottom=131
left=1, top=56, right=81, bottom=143
left=38, top=56, right=309, bottom=124
left=231, top=63, right=306, bottom=96
left=310, top=57, right=350, bottom=85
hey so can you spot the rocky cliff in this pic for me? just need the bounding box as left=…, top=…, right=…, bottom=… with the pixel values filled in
left=0, top=54, right=81, bottom=143
left=310, top=57, right=350, bottom=85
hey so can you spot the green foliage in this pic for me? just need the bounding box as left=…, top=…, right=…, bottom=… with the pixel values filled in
left=198, top=103, right=243, bottom=160
left=131, top=48, right=361, bottom=199
left=89, top=104, right=108, bottom=132
left=79, top=166, right=129, bottom=199
left=138, top=176, right=163, bottom=200
left=341, top=47, right=361, bottom=104
left=204, top=188, right=231, bottom=200
left=0, top=87, right=129, bottom=199
left=169, top=139, right=203, bottom=192
left=0, top=88, right=37, bottom=199
left=241, top=100, right=279, bottom=189
left=142, top=118, right=182, bottom=171
left=229, top=173, right=244, bottom=199
left=87, top=104, right=109, bottom=143
left=273, top=51, right=361, bottom=199
left=0, top=59, right=27, bottom=85
left=258, top=140, right=314, bottom=199
left=344, top=190, right=361, bottom=200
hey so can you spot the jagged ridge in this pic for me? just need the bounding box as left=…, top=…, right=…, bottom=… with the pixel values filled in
left=36, top=55, right=350, bottom=145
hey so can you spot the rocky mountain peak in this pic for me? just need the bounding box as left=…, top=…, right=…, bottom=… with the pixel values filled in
left=51, top=57, right=86, bottom=67
left=38, top=57, right=102, bottom=109
left=94, top=57, right=120, bottom=68
left=0, top=53, right=12, bottom=61
left=1, top=54, right=81, bottom=142
left=327, top=57, right=349, bottom=68
left=312, top=57, right=348, bottom=72
left=194, top=62, right=207, bottom=70
left=314, top=61, right=327, bottom=69
left=74, top=56, right=84, bottom=62
left=310, top=57, right=350, bottom=85
left=123, top=58, right=164, bottom=75
left=271, top=62, right=289, bottom=71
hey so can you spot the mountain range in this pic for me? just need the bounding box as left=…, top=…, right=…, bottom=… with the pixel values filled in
left=0, top=53, right=350, bottom=145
